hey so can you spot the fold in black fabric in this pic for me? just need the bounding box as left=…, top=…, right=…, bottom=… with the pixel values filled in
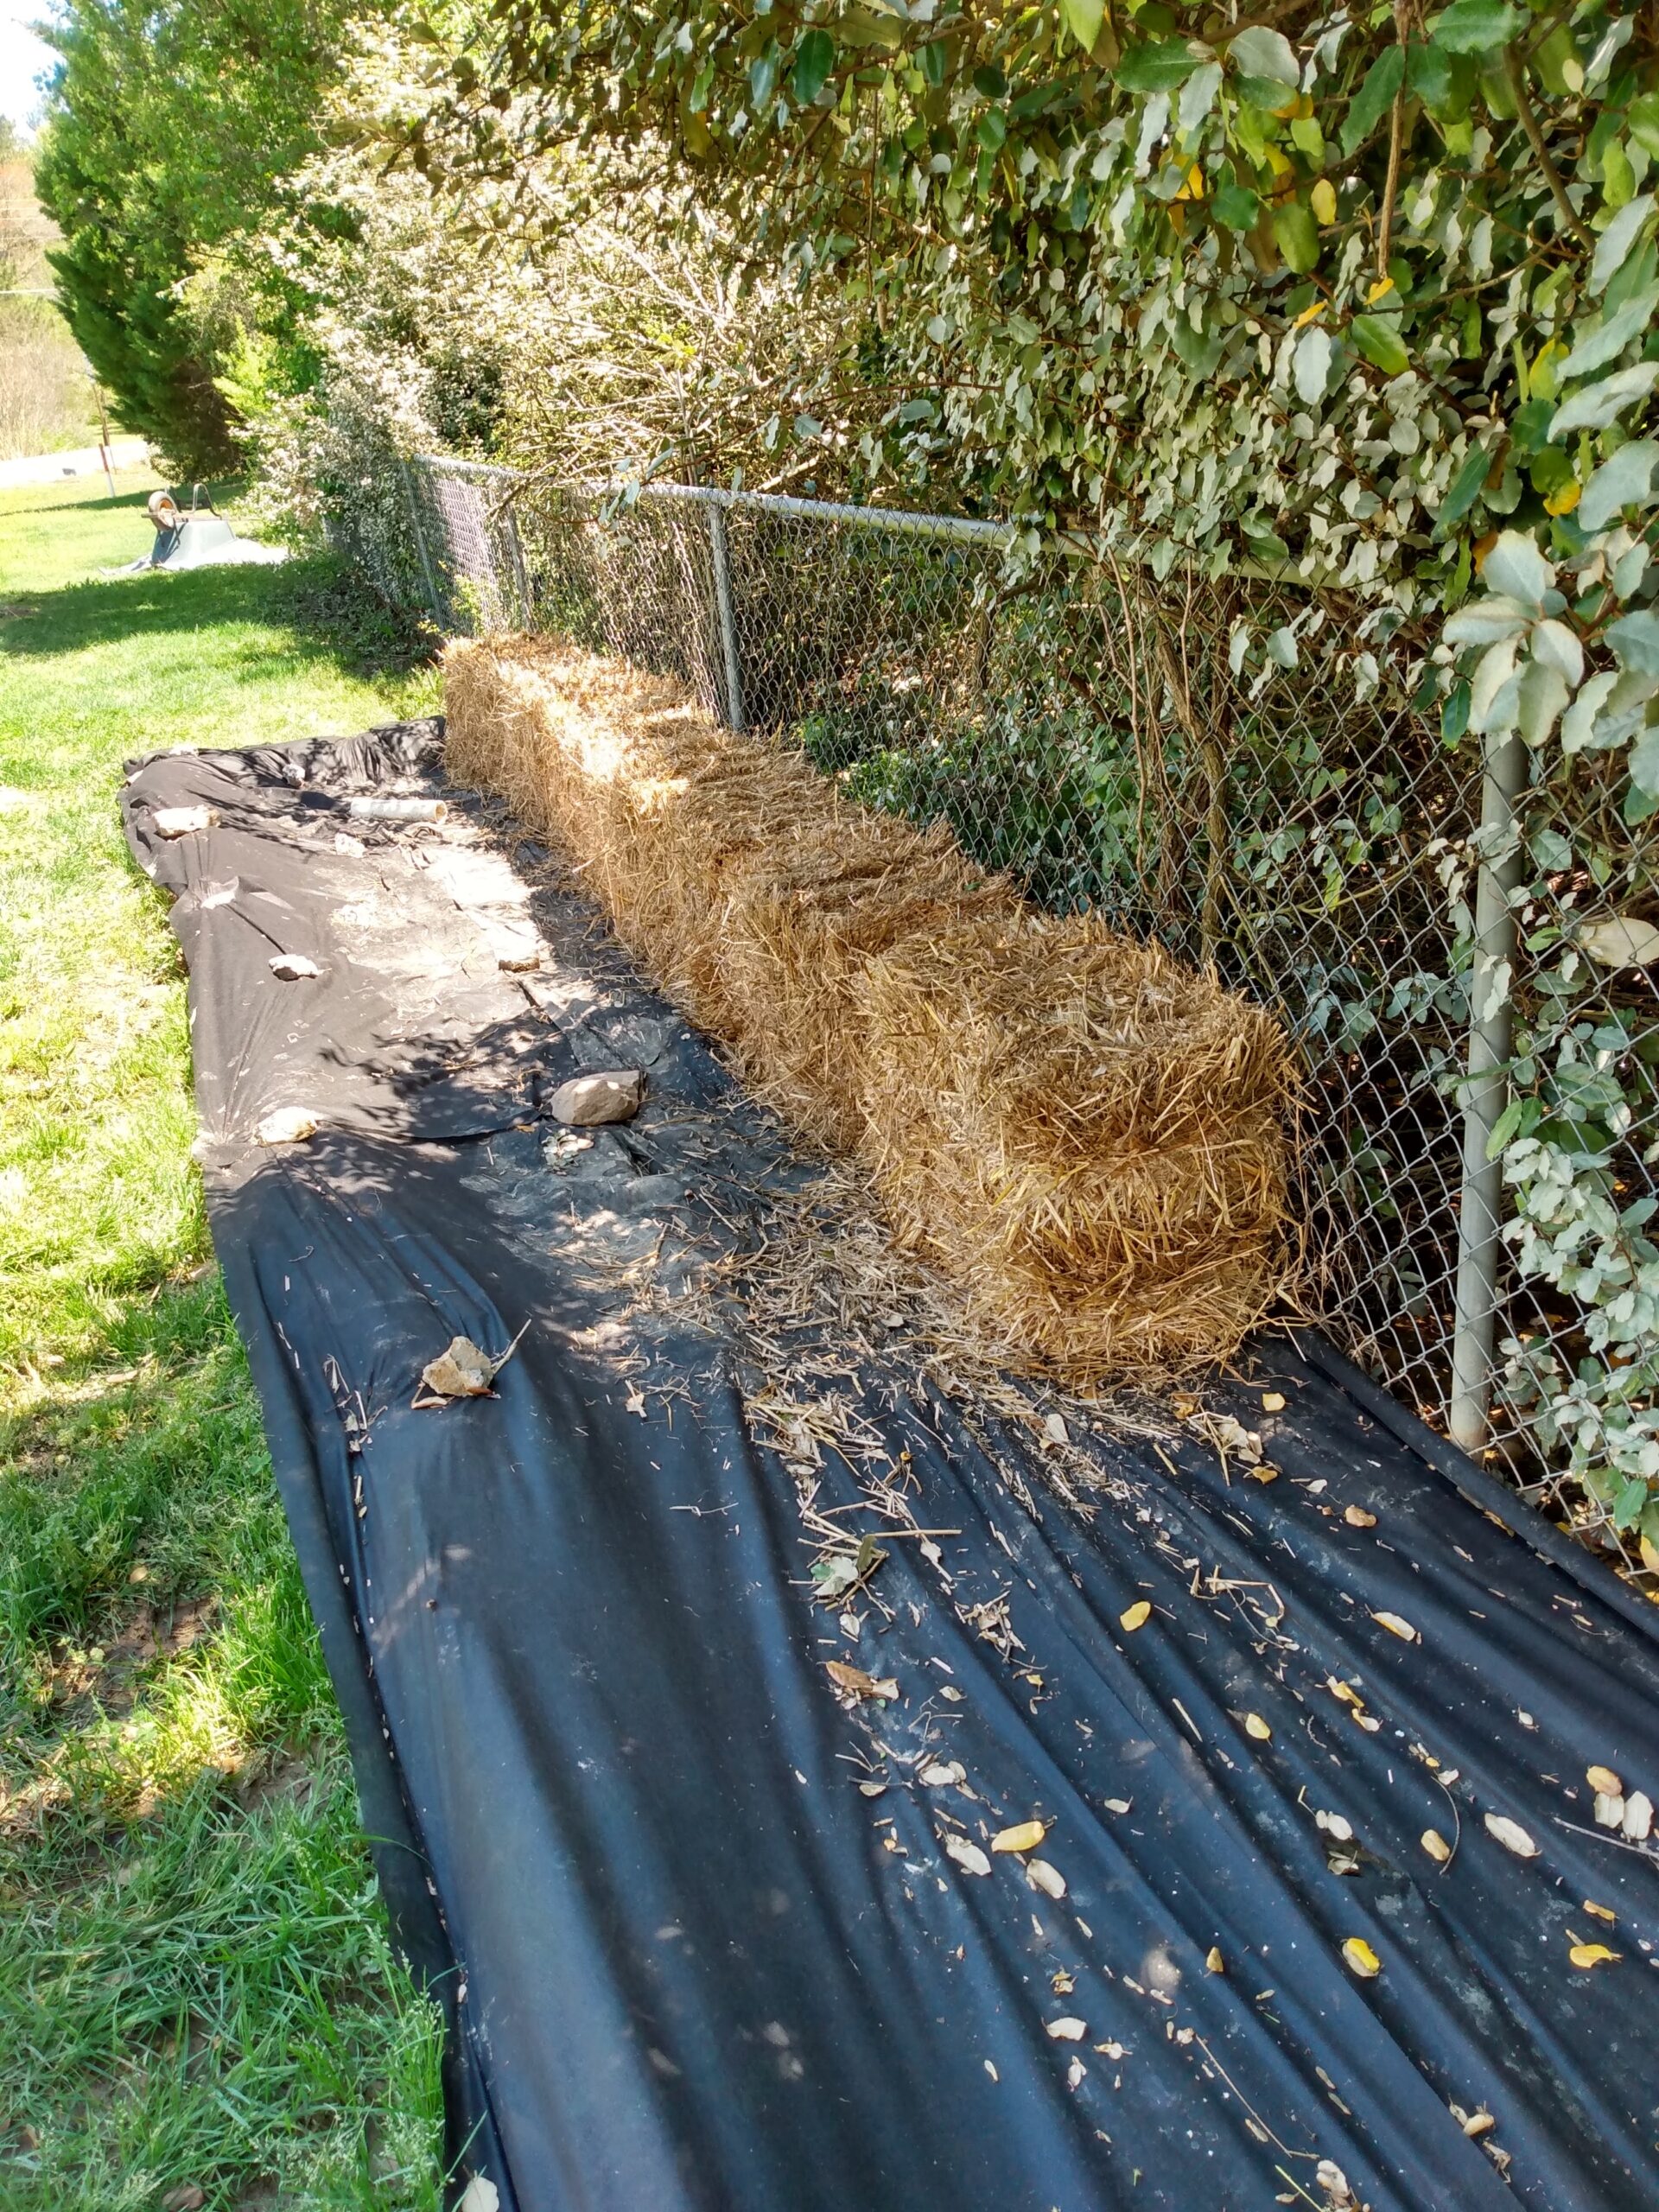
left=124, top=728, right=1659, bottom=2212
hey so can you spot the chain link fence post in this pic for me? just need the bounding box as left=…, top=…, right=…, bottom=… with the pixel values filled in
left=707, top=501, right=746, bottom=732
left=1448, top=726, right=1527, bottom=1452
left=397, top=455, right=444, bottom=625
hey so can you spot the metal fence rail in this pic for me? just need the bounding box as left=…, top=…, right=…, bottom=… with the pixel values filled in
left=344, top=448, right=1659, bottom=1558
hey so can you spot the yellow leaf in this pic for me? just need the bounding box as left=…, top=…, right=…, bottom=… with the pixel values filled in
left=1342, top=1937, right=1381, bottom=1978
left=1261, top=1390, right=1287, bottom=1412
left=1584, top=1899, right=1617, bottom=1923
left=1421, top=1829, right=1451, bottom=1864
left=1205, top=1947, right=1225, bottom=1974
left=1293, top=301, right=1325, bottom=329
left=1120, top=1600, right=1152, bottom=1631
left=1372, top=1611, right=1419, bottom=1643
left=1568, top=1942, right=1619, bottom=1969
left=1640, top=1533, right=1659, bottom=1574
left=1243, top=1713, right=1272, bottom=1741
left=1545, top=480, right=1581, bottom=517
left=1344, top=1505, right=1377, bottom=1529
left=1310, top=179, right=1337, bottom=226
left=1367, top=276, right=1395, bottom=304
left=1586, top=1764, right=1623, bottom=1796
left=1264, top=145, right=1292, bottom=178
left=992, top=1820, right=1046, bottom=1854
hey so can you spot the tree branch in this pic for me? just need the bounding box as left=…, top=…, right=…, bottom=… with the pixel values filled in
left=1504, top=43, right=1594, bottom=249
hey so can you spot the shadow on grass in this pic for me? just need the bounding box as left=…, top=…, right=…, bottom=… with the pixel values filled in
left=0, top=550, right=438, bottom=690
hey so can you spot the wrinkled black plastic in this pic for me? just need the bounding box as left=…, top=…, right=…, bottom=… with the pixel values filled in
left=124, top=728, right=1659, bottom=2212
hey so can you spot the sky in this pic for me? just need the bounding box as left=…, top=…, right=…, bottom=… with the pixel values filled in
left=1, top=0, right=55, bottom=133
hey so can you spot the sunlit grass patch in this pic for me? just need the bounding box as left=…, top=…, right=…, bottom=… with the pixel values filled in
left=0, top=471, right=444, bottom=2203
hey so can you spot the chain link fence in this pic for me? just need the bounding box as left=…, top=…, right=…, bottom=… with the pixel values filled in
left=339, top=448, right=1659, bottom=1560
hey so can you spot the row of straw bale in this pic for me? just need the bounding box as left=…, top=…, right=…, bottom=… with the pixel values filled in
left=443, top=635, right=1294, bottom=1381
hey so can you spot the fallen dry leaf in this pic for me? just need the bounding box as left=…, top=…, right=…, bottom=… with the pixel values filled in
left=1372, top=1610, right=1419, bottom=1643
left=457, top=2180, right=500, bottom=2212
left=1484, top=1814, right=1540, bottom=1859
left=1261, top=1391, right=1287, bottom=1412
left=1586, top=1764, right=1623, bottom=1796
left=1044, top=1412, right=1070, bottom=1446
left=1120, top=1600, right=1152, bottom=1632
left=1027, top=1858, right=1066, bottom=1900
left=161, top=2191, right=206, bottom=2212
left=1459, top=2110, right=1496, bottom=2139
left=1593, top=1789, right=1626, bottom=1829
left=1421, top=1829, right=1452, bottom=1864
left=1568, top=1942, right=1619, bottom=1969
left=1205, top=1947, right=1224, bottom=1974
left=943, top=1832, right=990, bottom=1876
left=1584, top=1899, right=1617, bottom=1923
left=1341, top=1936, right=1381, bottom=1979
left=1066, top=2055, right=1086, bottom=2089
left=1103, top=1796, right=1132, bottom=1815
left=1046, top=2016, right=1087, bottom=2042
left=1624, top=1790, right=1653, bottom=1841
left=268, top=952, right=321, bottom=980
left=826, top=1661, right=898, bottom=1703
left=920, top=1760, right=966, bottom=1789
left=992, top=1820, right=1046, bottom=1855
left=1243, top=1713, right=1272, bottom=1742
left=856, top=1780, right=887, bottom=1798
left=1344, top=1504, right=1377, bottom=1529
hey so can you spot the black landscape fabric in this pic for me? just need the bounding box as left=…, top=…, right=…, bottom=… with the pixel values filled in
left=122, top=724, right=1659, bottom=2212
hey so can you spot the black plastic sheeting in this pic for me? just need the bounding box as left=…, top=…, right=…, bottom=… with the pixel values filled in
left=123, top=726, right=1659, bottom=2212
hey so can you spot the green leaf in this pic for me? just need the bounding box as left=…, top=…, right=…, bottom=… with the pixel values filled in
left=1435, top=441, right=1493, bottom=533
left=1428, top=0, right=1522, bottom=54
left=1485, top=1094, right=1525, bottom=1158
left=1442, top=677, right=1472, bottom=741
left=1236, top=75, right=1297, bottom=114
left=1351, top=315, right=1411, bottom=375
left=1630, top=92, right=1659, bottom=162
left=1227, top=26, right=1299, bottom=85
left=749, top=50, right=779, bottom=106
left=920, top=37, right=947, bottom=88
left=1614, top=1475, right=1650, bottom=1529
left=1212, top=182, right=1261, bottom=230
left=1060, top=0, right=1105, bottom=52
left=793, top=28, right=836, bottom=105
left=976, top=107, right=1007, bottom=150
left=1243, top=524, right=1291, bottom=563
left=1405, top=37, right=1452, bottom=114
left=1340, top=46, right=1405, bottom=158
left=972, top=64, right=1008, bottom=99
left=1115, top=38, right=1202, bottom=93
left=1273, top=202, right=1320, bottom=275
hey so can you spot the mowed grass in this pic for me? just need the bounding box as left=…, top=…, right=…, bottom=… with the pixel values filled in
left=0, top=474, right=446, bottom=2208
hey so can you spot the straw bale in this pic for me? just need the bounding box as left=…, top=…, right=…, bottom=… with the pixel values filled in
left=442, top=634, right=1294, bottom=1381
left=851, top=915, right=1291, bottom=1377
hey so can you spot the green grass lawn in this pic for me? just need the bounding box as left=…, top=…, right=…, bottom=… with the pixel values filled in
left=0, top=473, right=447, bottom=2209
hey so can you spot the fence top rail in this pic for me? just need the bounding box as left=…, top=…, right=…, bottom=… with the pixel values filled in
left=413, top=454, right=1015, bottom=548
left=416, top=454, right=524, bottom=483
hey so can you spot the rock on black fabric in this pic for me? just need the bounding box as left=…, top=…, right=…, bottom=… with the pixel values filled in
left=123, top=728, right=1659, bottom=2212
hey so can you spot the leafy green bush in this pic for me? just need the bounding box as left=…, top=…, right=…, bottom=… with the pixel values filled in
left=35, top=0, right=381, bottom=473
